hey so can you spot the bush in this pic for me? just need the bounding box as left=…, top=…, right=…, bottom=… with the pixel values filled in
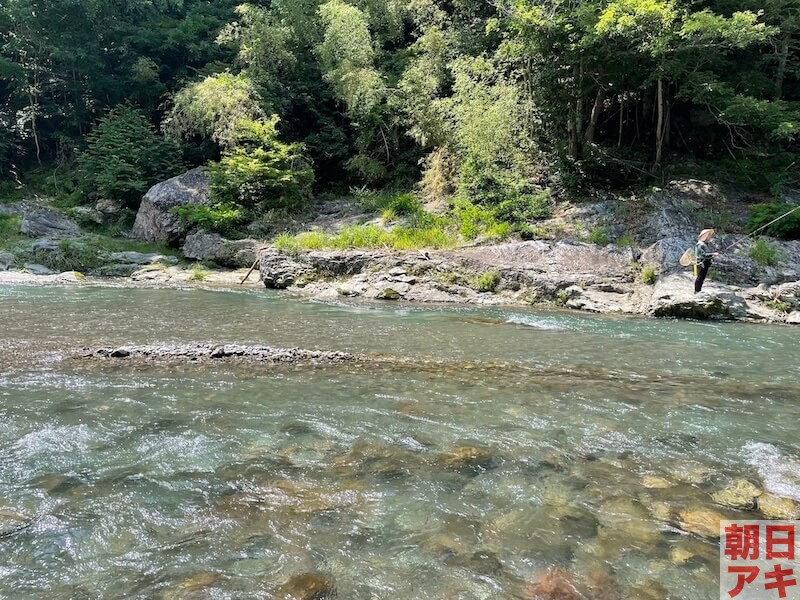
left=452, top=199, right=497, bottom=240
left=79, top=105, right=183, bottom=208
left=640, top=265, right=657, bottom=285
left=207, top=118, right=313, bottom=213
left=748, top=203, right=800, bottom=240
left=389, top=193, right=423, bottom=216
left=749, top=238, right=781, bottom=266
left=172, top=203, right=247, bottom=237
left=590, top=226, right=610, bottom=246
left=492, top=192, right=552, bottom=224
left=473, top=270, right=500, bottom=292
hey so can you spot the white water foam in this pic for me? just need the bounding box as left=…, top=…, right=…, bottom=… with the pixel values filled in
left=504, top=315, right=565, bottom=330
left=744, top=441, right=800, bottom=501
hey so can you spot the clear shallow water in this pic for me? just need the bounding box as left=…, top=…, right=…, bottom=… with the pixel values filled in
left=1, top=285, right=799, bottom=599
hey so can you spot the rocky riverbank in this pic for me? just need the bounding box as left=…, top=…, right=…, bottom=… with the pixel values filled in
left=3, top=171, right=800, bottom=323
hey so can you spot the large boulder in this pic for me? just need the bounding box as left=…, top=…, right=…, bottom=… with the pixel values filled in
left=20, top=208, right=80, bottom=238
left=182, top=231, right=259, bottom=268
left=259, top=249, right=315, bottom=289
left=132, top=168, right=210, bottom=245
left=648, top=273, right=749, bottom=320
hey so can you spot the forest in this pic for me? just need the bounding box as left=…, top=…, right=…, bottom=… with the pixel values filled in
left=1, top=0, right=798, bottom=238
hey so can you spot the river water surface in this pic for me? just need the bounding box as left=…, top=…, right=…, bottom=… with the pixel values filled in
left=1, top=285, right=799, bottom=599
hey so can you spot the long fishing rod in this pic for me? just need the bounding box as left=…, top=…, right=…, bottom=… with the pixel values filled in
left=720, top=204, right=800, bottom=253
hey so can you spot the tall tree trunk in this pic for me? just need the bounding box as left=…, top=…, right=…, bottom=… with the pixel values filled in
left=617, top=99, right=624, bottom=147
left=584, top=87, right=605, bottom=146
left=568, top=63, right=582, bottom=159
left=775, top=33, right=790, bottom=100
left=654, top=78, right=665, bottom=169
left=27, top=91, right=42, bottom=168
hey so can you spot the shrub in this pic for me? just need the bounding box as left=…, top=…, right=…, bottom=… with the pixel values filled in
left=766, top=299, right=791, bottom=313
left=452, top=199, right=496, bottom=240
left=79, top=105, right=183, bottom=208
left=473, top=270, right=500, bottom=292
left=171, top=203, right=247, bottom=237
left=640, top=265, right=657, bottom=285
left=590, top=227, right=610, bottom=246
left=389, top=193, right=423, bottom=216
left=748, top=203, right=800, bottom=240
left=749, top=238, right=781, bottom=266
left=188, top=264, right=208, bottom=282
left=492, top=192, right=552, bottom=224
left=207, top=118, right=313, bottom=213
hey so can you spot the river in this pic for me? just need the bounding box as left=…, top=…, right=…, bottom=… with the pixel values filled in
left=1, top=285, right=799, bottom=599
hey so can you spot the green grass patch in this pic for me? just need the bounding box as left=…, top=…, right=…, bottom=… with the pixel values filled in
left=472, top=270, right=501, bottom=292
left=749, top=238, right=781, bottom=266
left=766, top=299, right=791, bottom=313
left=0, top=215, right=25, bottom=249
left=640, top=265, right=657, bottom=285
left=275, top=224, right=459, bottom=252
left=187, top=263, right=208, bottom=282
left=589, top=226, right=610, bottom=246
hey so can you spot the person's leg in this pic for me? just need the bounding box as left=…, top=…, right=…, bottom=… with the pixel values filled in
left=694, top=259, right=711, bottom=293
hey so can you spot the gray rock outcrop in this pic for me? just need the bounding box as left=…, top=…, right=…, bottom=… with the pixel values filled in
left=20, top=209, right=80, bottom=238
left=0, top=251, right=15, bottom=271
left=183, top=231, right=259, bottom=268
left=132, top=168, right=210, bottom=245
left=648, top=274, right=749, bottom=320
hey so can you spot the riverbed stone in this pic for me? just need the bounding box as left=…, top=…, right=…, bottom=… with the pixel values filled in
left=758, top=493, right=800, bottom=520
left=132, top=167, right=210, bottom=245
left=274, top=571, right=335, bottom=599
left=711, top=479, right=762, bottom=509
left=677, top=507, right=726, bottom=538
left=0, top=508, right=33, bottom=538
left=521, top=568, right=584, bottom=600
left=162, top=572, right=220, bottom=599
left=641, top=476, right=673, bottom=489
left=437, top=445, right=499, bottom=475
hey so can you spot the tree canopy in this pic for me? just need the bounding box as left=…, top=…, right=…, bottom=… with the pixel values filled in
left=1, top=0, right=798, bottom=201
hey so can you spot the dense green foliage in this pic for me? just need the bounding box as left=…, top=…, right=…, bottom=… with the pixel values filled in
left=748, top=203, right=800, bottom=239
left=1, top=0, right=798, bottom=215
left=79, top=106, right=183, bottom=207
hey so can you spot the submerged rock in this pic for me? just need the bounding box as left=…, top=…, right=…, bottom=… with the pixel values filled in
left=162, top=572, right=220, bottom=599
left=275, top=571, right=335, bottom=599
left=437, top=445, right=500, bottom=475
left=677, top=507, right=727, bottom=538
left=0, top=509, right=33, bottom=538
left=710, top=479, right=762, bottom=509
left=758, top=493, right=800, bottom=520
left=521, top=568, right=586, bottom=600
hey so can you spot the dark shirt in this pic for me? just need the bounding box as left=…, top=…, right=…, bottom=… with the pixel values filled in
left=695, top=240, right=713, bottom=264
